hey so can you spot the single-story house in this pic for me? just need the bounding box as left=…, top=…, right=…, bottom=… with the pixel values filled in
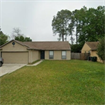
left=81, top=41, right=102, bottom=63
left=0, top=40, right=71, bottom=64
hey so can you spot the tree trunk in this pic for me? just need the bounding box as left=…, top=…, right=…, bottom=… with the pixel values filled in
left=76, top=29, right=77, bottom=44
left=62, top=35, right=64, bottom=41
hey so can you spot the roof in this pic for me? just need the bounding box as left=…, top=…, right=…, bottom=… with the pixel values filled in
left=0, top=40, right=71, bottom=50
left=23, top=41, right=71, bottom=50
left=0, top=40, right=28, bottom=48
left=86, top=42, right=99, bottom=51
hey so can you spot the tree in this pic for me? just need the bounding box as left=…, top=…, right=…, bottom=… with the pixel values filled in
left=12, top=28, right=22, bottom=39
left=71, top=44, right=83, bottom=53
left=52, top=10, right=72, bottom=41
left=24, top=37, right=32, bottom=42
left=0, top=29, right=8, bottom=46
left=12, top=28, right=32, bottom=42
left=15, top=35, right=32, bottom=42
left=97, top=37, right=105, bottom=63
left=72, top=6, right=105, bottom=44
left=52, top=6, right=105, bottom=43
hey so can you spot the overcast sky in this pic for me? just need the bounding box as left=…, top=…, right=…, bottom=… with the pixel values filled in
left=0, top=0, right=104, bottom=42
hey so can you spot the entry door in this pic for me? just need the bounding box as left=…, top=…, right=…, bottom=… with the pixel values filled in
left=40, top=50, right=45, bottom=59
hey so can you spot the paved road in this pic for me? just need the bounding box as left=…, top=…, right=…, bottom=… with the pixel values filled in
left=0, top=64, right=26, bottom=77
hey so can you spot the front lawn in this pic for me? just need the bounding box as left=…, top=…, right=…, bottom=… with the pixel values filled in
left=0, top=60, right=105, bottom=104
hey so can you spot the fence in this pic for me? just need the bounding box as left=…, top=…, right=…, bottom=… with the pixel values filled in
left=71, top=53, right=90, bottom=60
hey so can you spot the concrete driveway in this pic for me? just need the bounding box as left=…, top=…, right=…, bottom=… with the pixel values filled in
left=0, top=64, right=26, bottom=77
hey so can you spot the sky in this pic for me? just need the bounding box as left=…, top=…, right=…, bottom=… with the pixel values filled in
left=0, top=0, right=104, bottom=42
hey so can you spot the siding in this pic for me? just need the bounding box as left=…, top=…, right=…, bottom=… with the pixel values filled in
left=45, top=50, right=71, bottom=60
left=81, top=43, right=103, bottom=63
left=90, top=51, right=103, bottom=63
left=29, top=50, right=40, bottom=63
left=81, top=43, right=91, bottom=53
left=2, top=41, right=27, bottom=51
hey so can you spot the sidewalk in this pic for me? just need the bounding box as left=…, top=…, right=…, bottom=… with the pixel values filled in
left=26, top=60, right=43, bottom=66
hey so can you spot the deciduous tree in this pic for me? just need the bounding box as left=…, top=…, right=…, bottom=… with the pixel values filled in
left=97, top=37, right=105, bottom=63
left=52, top=6, right=105, bottom=44
left=12, top=28, right=32, bottom=42
left=15, top=35, right=32, bottom=42
left=52, top=10, right=72, bottom=41
left=0, top=29, right=8, bottom=46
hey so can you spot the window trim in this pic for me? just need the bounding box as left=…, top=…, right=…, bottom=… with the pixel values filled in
left=49, top=51, right=54, bottom=59
left=62, top=51, right=66, bottom=59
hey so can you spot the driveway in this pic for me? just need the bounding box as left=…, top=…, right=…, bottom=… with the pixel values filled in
left=0, top=64, right=26, bottom=77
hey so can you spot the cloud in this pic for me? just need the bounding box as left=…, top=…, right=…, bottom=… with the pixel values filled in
left=0, top=0, right=104, bottom=42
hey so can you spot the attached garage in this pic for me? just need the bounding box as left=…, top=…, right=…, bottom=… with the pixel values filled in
left=2, top=52, right=28, bottom=64
left=0, top=40, right=30, bottom=64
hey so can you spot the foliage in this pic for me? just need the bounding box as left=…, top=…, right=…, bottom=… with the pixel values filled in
left=12, top=28, right=32, bottom=42
left=15, top=35, right=32, bottom=42
left=0, top=30, right=8, bottom=46
left=0, top=60, right=104, bottom=104
left=52, top=6, right=105, bottom=44
left=74, top=6, right=105, bottom=44
left=97, top=37, right=105, bottom=62
left=71, top=44, right=83, bottom=53
left=52, top=10, right=72, bottom=41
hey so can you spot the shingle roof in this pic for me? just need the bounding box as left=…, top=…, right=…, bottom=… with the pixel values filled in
left=22, top=41, right=71, bottom=50
left=0, top=40, right=71, bottom=50
left=86, top=42, right=99, bottom=50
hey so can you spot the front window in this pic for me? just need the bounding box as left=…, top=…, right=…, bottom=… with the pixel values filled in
left=49, top=51, right=54, bottom=59
left=62, top=51, right=66, bottom=59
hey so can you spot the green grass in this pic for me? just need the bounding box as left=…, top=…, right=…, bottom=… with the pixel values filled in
left=0, top=60, right=105, bottom=105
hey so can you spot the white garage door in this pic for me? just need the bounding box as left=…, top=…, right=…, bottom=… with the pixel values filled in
left=2, top=52, right=28, bottom=64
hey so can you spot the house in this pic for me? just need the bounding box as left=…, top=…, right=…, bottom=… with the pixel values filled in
left=0, top=40, right=71, bottom=64
left=81, top=42, right=102, bottom=63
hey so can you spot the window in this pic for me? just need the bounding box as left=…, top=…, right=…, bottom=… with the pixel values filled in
left=49, top=51, right=54, bottom=59
left=62, top=51, right=66, bottom=59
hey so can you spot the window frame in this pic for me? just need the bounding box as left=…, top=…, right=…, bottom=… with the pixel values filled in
left=49, top=51, right=54, bottom=59
left=62, top=51, right=66, bottom=59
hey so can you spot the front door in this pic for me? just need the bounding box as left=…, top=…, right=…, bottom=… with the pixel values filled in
left=40, top=50, right=45, bottom=59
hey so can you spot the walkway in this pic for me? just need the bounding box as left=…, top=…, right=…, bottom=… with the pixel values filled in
left=26, top=60, right=43, bottom=66
left=0, top=64, right=26, bottom=77
left=0, top=60, right=43, bottom=77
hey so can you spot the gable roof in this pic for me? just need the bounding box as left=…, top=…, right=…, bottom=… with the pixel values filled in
left=86, top=42, right=99, bottom=51
left=0, top=40, right=71, bottom=50
left=0, top=40, right=28, bottom=49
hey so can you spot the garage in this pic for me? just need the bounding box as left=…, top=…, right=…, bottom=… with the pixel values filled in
left=2, top=52, right=28, bottom=64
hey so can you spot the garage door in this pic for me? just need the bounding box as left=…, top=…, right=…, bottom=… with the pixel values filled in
left=2, top=52, right=28, bottom=64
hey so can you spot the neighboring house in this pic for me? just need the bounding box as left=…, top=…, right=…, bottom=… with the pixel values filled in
left=81, top=42, right=102, bottom=63
left=0, top=40, right=71, bottom=64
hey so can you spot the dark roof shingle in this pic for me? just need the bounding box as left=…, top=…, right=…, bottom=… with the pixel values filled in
left=86, top=42, right=99, bottom=50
